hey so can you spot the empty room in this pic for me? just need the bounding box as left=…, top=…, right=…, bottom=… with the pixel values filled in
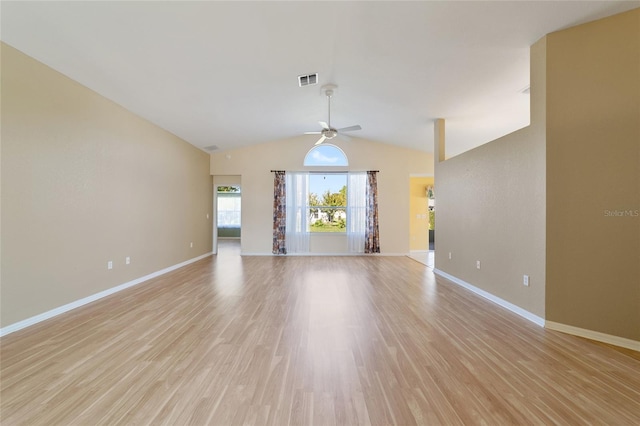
left=1, top=1, right=639, bottom=425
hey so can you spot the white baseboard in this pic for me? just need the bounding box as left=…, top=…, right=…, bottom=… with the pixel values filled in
left=433, top=268, right=545, bottom=327
left=410, top=250, right=429, bottom=254
left=545, top=321, right=640, bottom=352
left=368, top=252, right=408, bottom=257
left=241, top=252, right=409, bottom=257
left=0, top=252, right=213, bottom=337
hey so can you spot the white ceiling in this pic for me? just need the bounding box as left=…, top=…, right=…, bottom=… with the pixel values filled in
left=2, top=1, right=638, bottom=157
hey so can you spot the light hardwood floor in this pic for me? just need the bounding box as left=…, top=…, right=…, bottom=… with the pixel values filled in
left=2, top=242, right=639, bottom=425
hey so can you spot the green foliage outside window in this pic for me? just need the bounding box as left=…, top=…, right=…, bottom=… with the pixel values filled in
left=309, top=185, right=347, bottom=232
left=217, top=186, right=240, bottom=193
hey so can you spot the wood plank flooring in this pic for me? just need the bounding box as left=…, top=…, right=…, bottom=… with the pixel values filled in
left=2, top=242, right=639, bottom=425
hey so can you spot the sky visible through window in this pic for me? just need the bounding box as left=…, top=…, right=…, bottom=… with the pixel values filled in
left=304, top=144, right=348, bottom=167
left=309, top=174, right=346, bottom=196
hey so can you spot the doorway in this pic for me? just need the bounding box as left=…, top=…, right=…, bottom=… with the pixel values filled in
left=213, top=175, right=241, bottom=255
left=216, top=185, right=241, bottom=255
left=408, top=175, right=434, bottom=267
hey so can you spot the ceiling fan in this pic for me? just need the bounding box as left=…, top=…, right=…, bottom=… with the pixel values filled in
left=305, top=85, right=361, bottom=145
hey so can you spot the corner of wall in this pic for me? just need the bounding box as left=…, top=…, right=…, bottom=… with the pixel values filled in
left=433, top=37, right=547, bottom=319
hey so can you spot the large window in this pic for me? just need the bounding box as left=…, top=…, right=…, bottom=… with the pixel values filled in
left=284, top=171, right=367, bottom=253
left=309, top=174, right=347, bottom=233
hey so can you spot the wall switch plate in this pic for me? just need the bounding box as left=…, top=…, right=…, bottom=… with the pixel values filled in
left=476, top=260, right=481, bottom=269
left=449, top=252, right=452, bottom=260
left=207, top=213, right=210, bottom=219
left=190, top=242, right=193, bottom=248
left=125, top=257, right=130, bottom=265
left=523, top=275, right=530, bottom=286
left=107, top=261, right=113, bottom=270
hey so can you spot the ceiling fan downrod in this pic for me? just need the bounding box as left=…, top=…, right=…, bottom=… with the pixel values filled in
left=322, top=89, right=338, bottom=139
left=326, top=89, right=333, bottom=129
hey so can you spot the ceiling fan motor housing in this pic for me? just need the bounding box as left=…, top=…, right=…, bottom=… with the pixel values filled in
left=323, top=128, right=338, bottom=139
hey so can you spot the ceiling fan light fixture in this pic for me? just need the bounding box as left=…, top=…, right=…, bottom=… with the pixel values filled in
left=323, top=129, right=338, bottom=139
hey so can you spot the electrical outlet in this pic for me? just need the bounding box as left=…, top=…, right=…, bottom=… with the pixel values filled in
left=448, top=252, right=452, bottom=260
left=523, top=275, right=530, bottom=286
left=107, top=261, right=113, bottom=270
left=476, top=260, right=481, bottom=269
left=126, top=256, right=131, bottom=265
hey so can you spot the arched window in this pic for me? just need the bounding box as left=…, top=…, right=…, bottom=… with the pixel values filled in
left=303, top=144, right=348, bottom=166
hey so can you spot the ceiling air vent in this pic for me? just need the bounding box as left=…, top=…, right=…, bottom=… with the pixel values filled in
left=203, top=145, right=219, bottom=151
left=298, top=73, right=318, bottom=87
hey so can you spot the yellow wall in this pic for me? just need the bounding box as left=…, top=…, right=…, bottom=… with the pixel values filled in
left=546, top=9, right=640, bottom=341
left=409, top=177, right=434, bottom=251
left=211, top=138, right=433, bottom=254
left=1, top=43, right=213, bottom=328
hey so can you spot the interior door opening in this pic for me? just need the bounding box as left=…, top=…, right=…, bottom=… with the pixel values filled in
left=408, top=175, right=434, bottom=267
left=217, top=185, right=241, bottom=242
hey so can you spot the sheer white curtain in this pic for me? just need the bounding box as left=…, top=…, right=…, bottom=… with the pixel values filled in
left=285, top=172, right=310, bottom=253
left=347, top=172, right=366, bottom=253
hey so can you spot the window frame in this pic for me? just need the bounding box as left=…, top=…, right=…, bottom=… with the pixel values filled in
left=308, top=172, right=348, bottom=234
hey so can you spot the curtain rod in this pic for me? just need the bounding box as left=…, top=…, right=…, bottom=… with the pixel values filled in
left=270, top=170, right=379, bottom=173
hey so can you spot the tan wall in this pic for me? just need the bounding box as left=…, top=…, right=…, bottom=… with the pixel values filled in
left=410, top=177, right=434, bottom=251
left=546, top=10, right=640, bottom=340
left=434, top=38, right=547, bottom=318
left=1, top=43, right=213, bottom=328
left=211, top=137, right=433, bottom=254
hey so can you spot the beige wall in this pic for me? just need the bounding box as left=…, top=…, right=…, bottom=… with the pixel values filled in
left=211, top=137, right=433, bottom=254
left=434, top=38, right=547, bottom=318
left=546, top=10, right=640, bottom=340
left=435, top=9, right=640, bottom=341
left=1, top=43, right=213, bottom=328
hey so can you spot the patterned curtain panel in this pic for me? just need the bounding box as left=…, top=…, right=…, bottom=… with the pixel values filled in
left=272, top=171, right=287, bottom=254
left=365, top=171, right=381, bottom=253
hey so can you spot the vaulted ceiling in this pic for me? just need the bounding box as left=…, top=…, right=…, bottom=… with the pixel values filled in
left=2, top=1, right=637, bottom=157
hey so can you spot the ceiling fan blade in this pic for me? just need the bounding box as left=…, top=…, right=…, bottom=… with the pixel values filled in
left=319, top=121, right=329, bottom=130
left=304, top=131, right=321, bottom=135
left=315, top=136, right=327, bottom=145
left=337, top=125, right=362, bottom=132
